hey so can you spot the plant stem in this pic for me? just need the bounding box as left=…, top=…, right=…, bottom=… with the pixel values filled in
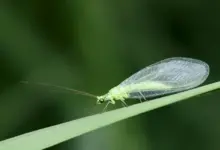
left=0, top=81, right=219, bottom=150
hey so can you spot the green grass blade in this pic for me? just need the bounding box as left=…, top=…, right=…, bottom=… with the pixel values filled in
left=0, top=81, right=219, bottom=150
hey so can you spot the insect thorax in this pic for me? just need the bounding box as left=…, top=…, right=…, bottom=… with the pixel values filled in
left=97, top=86, right=129, bottom=104
left=109, top=87, right=129, bottom=100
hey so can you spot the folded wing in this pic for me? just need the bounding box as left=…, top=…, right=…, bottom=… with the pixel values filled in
left=117, top=57, right=209, bottom=99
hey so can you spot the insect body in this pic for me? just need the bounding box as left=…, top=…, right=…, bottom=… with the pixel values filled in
left=22, top=57, right=209, bottom=111
left=95, top=57, right=209, bottom=108
left=97, top=81, right=172, bottom=105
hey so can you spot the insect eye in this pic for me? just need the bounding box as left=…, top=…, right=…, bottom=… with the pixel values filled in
left=99, top=99, right=104, bottom=103
left=96, top=99, right=104, bottom=104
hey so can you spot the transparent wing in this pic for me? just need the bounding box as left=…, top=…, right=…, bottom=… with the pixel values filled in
left=113, top=57, right=209, bottom=99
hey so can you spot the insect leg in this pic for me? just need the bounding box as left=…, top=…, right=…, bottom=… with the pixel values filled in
left=139, top=91, right=146, bottom=101
left=121, top=100, right=128, bottom=107
left=102, top=101, right=111, bottom=113
left=139, top=98, right=143, bottom=103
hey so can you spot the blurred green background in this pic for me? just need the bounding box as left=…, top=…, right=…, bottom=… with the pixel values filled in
left=0, top=1, right=220, bottom=150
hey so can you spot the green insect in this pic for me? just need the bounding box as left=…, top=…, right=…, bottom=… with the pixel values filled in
left=21, top=57, right=209, bottom=111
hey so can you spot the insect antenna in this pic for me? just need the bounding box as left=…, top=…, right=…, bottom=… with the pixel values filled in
left=20, top=81, right=97, bottom=99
